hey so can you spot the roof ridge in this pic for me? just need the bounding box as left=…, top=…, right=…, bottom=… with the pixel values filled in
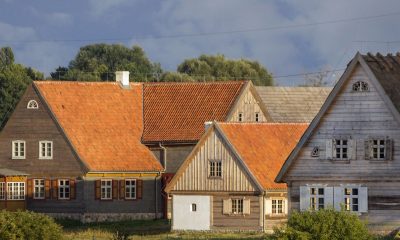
left=33, top=81, right=143, bottom=86
left=217, top=122, right=309, bottom=126
left=143, top=80, right=246, bottom=86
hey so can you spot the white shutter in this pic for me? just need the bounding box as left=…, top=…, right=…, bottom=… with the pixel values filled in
left=300, top=186, right=310, bottom=211
left=359, top=187, right=368, bottom=213
left=243, top=198, right=251, bottom=215
left=350, top=139, right=357, bottom=160
left=333, top=186, right=344, bottom=211
left=223, top=199, right=231, bottom=215
left=284, top=198, right=288, bottom=214
left=324, top=187, right=334, bottom=208
left=326, top=140, right=333, bottom=160
left=265, top=198, right=272, bottom=215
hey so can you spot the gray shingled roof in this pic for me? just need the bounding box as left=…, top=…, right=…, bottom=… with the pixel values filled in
left=255, top=86, right=332, bottom=123
left=0, top=168, right=29, bottom=176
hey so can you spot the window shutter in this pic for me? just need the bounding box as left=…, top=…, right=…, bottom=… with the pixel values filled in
left=70, top=179, right=76, bottom=200
left=27, top=179, right=33, bottom=199
left=94, top=180, right=101, bottom=200
left=136, top=179, right=143, bottom=199
left=223, top=199, right=231, bottom=214
left=359, top=187, right=368, bottom=213
left=326, top=140, right=333, bottom=160
left=45, top=179, right=51, bottom=199
left=112, top=180, right=118, bottom=200
left=349, top=139, right=357, bottom=160
left=386, top=139, right=393, bottom=161
left=119, top=180, right=125, bottom=199
left=51, top=180, right=58, bottom=199
left=299, top=186, right=310, bottom=211
left=243, top=198, right=251, bottom=215
left=324, top=187, right=334, bottom=208
left=284, top=198, right=288, bottom=214
left=265, top=198, right=272, bottom=215
left=333, top=186, right=344, bottom=211
left=364, top=139, right=372, bottom=160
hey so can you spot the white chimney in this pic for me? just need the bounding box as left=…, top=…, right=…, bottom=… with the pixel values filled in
left=116, top=71, right=130, bottom=88
left=204, top=121, right=213, bottom=132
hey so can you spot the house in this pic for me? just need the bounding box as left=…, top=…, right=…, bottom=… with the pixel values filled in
left=275, top=52, right=400, bottom=233
left=255, top=86, right=332, bottom=123
left=0, top=72, right=164, bottom=222
left=165, top=122, right=307, bottom=231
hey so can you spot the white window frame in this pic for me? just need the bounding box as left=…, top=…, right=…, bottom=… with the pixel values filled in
left=238, top=112, right=243, bottom=122
left=209, top=160, right=222, bottom=178
left=39, top=141, right=53, bottom=159
left=12, top=140, right=26, bottom=159
left=255, top=112, right=260, bottom=122
left=310, top=187, right=325, bottom=210
left=344, top=187, right=359, bottom=212
left=372, top=139, right=386, bottom=160
left=101, top=179, right=112, bottom=200
left=7, top=182, right=25, bottom=200
left=0, top=182, right=5, bottom=200
left=352, top=81, right=369, bottom=92
left=271, top=198, right=285, bottom=215
left=27, top=100, right=39, bottom=109
left=125, top=179, right=136, bottom=199
left=58, top=179, right=70, bottom=200
left=33, top=179, right=45, bottom=199
left=334, top=139, right=348, bottom=160
left=231, top=198, right=244, bottom=214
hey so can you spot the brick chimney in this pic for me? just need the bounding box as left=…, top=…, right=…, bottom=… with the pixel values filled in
left=116, top=71, right=130, bottom=89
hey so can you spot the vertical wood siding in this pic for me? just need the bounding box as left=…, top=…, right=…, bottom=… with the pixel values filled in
left=173, top=130, right=257, bottom=192
left=229, top=90, right=267, bottom=122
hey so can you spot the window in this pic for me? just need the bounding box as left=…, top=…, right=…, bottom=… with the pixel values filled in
left=27, top=100, right=39, bottom=109
left=191, top=203, right=197, bottom=212
left=0, top=182, right=4, bottom=200
left=255, top=112, right=260, bottom=122
left=125, top=179, right=136, bottom=199
left=344, top=188, right=359, bottom=212
left=7, top=182, right=25, bottom=200
left=209, top=160, right=222, bottom=178
left=334, top=139, right=348, bottom=160
left=34, top=179, right=45, bottom=199
left=12, top=140, right=25, bottom=159
left=231, top=199, right=243, bottom=214
left=272, top=198, right=285, bottom=215
left=101, top=179, right=112, bottom=200
left=238, top=112, right=243, bottom=122
left=39, top=141, right=53, bottom=159
left=352, top=81, right=369, bottom=92
left=311, top=147, right=319, bottom=157
left=372, top=139, right=386, bottom=160
left=310, top=187, right=324, bottom=210
left=58, top=179, right=70, bottom=200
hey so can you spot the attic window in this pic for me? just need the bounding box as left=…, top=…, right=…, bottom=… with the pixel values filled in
left=352, top=81, right=369, bottom=92
left=311, top=147, right=319, bottom=157
left=27, top=100, right=38, bottom=109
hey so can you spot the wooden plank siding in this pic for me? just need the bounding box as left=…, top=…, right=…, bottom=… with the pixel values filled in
left=172, top=130, right=257, bottom=192
left=228, top=88, right=267, bottom=122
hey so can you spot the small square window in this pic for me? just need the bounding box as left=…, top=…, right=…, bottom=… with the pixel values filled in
left=238, top=113, right=243, bottom=122
left=255, top=112, right=259, bottom=122
left=191, top=203, right=197, bottom=212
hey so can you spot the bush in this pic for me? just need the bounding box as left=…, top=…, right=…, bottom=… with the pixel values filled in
left=0, top=210, right=63, bottom=240
left=271, top=208, right=371, bottom=240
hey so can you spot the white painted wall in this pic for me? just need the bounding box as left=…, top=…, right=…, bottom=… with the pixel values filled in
left=172, top=195, right=211, bottom=230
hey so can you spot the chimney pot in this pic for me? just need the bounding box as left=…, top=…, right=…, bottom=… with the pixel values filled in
left=116, top=71, right=130, bottom=88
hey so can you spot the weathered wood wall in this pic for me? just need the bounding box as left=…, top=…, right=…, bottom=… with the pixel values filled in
left=229, top=88, right=267, bottom=122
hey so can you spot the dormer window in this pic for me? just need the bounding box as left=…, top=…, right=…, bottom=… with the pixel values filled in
left=352, top=81, right=369, bottom=92
left=27, top=100, right=38, bottom=109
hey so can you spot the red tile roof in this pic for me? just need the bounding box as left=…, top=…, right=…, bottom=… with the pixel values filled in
left=218, top=123, right=308, bottom=190
left=34, top=81, right=163, bottom=172
left=142, top=81, right=246, bottom=143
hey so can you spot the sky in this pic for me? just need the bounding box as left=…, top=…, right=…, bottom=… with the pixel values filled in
left=1, top=0, right=400, bottom=85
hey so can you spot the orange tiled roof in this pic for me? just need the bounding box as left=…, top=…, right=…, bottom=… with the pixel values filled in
left=34, top=81, right=163, bottom=172
left=142, top=81, right=246, bottom=143
left=218, top=123, right=308, bottom=190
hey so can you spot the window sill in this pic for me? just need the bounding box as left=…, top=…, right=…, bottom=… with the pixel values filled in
left=329, top=159, right=350, bottom=164
left=368, top=159, right=392, bottom=163
left=12, top=157, right=25, bottom=160
left=39, top=157, right=53, bottom=160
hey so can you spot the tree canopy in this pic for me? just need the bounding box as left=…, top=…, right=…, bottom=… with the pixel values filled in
left=0, top=47, right=43, bottom=129
left=161, top=54, right=274, bottom=86
left=50, top=44, right=162, bottom=81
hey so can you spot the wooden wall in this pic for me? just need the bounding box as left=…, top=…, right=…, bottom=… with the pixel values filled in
left=229, top=88, right=267, bottom=122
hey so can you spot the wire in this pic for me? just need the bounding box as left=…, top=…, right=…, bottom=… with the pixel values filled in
left=2, top=11, right=400, bottom=44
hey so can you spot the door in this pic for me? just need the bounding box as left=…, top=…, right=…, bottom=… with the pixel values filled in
left=172, top=195, right=211, bottom=230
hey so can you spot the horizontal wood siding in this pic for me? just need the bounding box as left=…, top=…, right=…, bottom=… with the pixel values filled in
left=173, top=130, right=257, bottom=192
left=229, top=89, right=267, bottom=122
left=287, top=65, right=400, bottom=180
left=212, top=195, right=262, bottom=231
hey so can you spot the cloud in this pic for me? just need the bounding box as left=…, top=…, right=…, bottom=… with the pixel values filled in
left=45, top=12, right=73, bottom=26
left=88, top=0, right=132, bottom=16
left=0, top=22, right=36, bottom=41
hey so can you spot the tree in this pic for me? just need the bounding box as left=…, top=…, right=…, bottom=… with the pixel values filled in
left=0, top=47, right=43, bottom=129
left=168, top=54, right=274, bottom=86
left=50, top=44, right=162, bottom=82
left=300, top=68, right=332, bottom=87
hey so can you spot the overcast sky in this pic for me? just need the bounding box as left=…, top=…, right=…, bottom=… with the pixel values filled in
left=1, top=0, right=400, bottom=85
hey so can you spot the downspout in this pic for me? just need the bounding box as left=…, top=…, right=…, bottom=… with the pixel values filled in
left=159, top=143, right=167, bottom=171
left=263, top=191, right=266, bottom=232
left=155, top=175, right=158, bottom=219
left=159, top=143, right=168, bottom=219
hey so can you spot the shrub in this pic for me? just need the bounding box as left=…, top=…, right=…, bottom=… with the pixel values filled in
left=271, top=208, right=371, bottom=240
left=0, top=210, right=63, bottom=240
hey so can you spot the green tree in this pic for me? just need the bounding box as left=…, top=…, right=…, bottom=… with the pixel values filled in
left=168, top=54, right=273, bottom=85
left=0, top=47, right=43, bottom=129
left=51, top=44, right=162, bottom=82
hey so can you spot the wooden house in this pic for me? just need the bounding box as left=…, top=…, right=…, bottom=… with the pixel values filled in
left=0, top=73, right=164, bottom=221
left=276, top=52, right=400, bottom=233
left=165, top=122, right=307, bottom=231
